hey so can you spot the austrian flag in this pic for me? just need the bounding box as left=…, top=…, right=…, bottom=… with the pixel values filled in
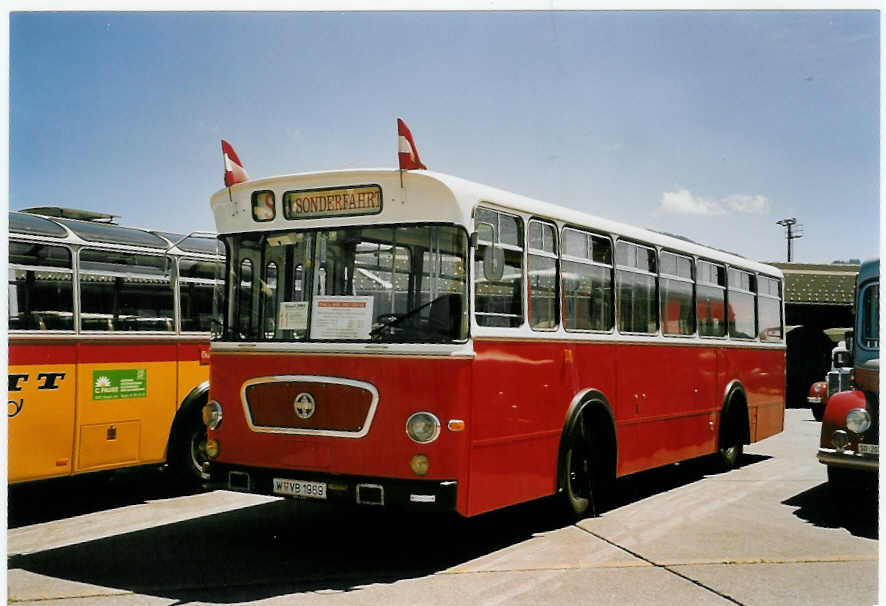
left=221, top=140, right=249, bottom=187
left=397, top=119, right=427, bottom=170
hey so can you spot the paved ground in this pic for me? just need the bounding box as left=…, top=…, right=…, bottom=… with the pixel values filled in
left=6, top=408, right=879, bottom=605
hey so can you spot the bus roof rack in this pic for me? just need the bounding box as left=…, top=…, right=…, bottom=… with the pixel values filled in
left=19, top=207, right=120, bottom=224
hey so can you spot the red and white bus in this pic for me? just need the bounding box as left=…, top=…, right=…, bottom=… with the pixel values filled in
left=204, top=132, right=785, bottom=517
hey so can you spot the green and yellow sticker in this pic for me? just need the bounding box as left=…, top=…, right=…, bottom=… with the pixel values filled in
left=93, top=369, right=147, bottom=400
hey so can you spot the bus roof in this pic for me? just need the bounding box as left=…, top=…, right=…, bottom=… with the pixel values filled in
left=211, top=168, right=782, bottom=278
left=10, top=210, right=220, bottom=256
left=858, top=258, right=879, bottom=284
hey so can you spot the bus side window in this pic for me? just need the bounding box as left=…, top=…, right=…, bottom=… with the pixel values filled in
left=660, top=251, right=695, bottom=336
left=757, top=275, right=783, bottom=342
left=697, top=261, right=727, bottom=338
left=79, top=249, right=173, bottom=332
left=8, top=241, right=74, bottom=331
left=728, top=268, right=756, bottom=339
left=615, top=241, right=658, bottom=334
left=179, top=257, right=222, bottom=332
left=562, top=229, right=613, bottom=332
left=528, top=219, right=559, bottom=331
left=474, top=207, right=524, bottom=328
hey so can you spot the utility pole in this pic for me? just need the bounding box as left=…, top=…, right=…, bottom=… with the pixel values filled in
left=776, top=218, right=803, bottom=262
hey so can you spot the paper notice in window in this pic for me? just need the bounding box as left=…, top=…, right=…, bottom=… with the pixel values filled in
left=279, top=301, right=309, bottom=331
left=310, top=296, right=374, bottom=340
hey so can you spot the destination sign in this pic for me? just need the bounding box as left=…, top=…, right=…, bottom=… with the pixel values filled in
left=283, top=185, right=382, bottom=220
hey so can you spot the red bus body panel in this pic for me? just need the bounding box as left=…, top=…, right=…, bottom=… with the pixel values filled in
left=209, top=341, right=784, bottom=517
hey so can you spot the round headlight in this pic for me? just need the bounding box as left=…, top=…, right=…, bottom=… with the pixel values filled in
left=202, top=400, right=223, bottom=430
left=406, top=412, right=440, bottom=444
left=846, top=408, right=871, bottom=434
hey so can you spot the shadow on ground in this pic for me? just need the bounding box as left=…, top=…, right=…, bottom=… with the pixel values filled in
left=782, top=482, right=878, bottom=540
left=8, top=453, right=771, bottom=603
left=8, top=467, right=205, bottom=529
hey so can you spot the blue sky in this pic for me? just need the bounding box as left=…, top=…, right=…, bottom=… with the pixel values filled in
left=9, top=11, right=880, bottom=263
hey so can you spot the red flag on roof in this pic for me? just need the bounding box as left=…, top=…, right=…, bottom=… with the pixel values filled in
left=397, top=119, right=427, bottom=170
left=221, top=140, right=249, bottom=187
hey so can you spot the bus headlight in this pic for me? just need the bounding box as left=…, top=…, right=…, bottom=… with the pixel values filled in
left=202, top=400, right=223, bottom=430
left=406, top=412, right=440, bottom=444
left=846, top=408, right=871, bottom=434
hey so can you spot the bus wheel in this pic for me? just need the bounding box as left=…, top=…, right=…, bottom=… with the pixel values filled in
left=170, top=407, right=210, bottom=485
left=715, top=407, right=744, bottom=471
left=561, top=417, right=597, bottom=518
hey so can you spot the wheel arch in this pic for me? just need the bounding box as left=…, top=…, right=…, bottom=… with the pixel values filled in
left=166, top=380, right=210, bottom=461
left=721, top=379, right=751, bottom=445
left=556, top=388, right=618, bottom=493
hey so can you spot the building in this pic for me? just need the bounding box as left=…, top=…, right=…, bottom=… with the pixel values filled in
left=770, top=262, right=858, bottom=332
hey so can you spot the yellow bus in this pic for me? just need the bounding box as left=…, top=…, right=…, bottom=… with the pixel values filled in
left=8, top=207, right=222, bottom=485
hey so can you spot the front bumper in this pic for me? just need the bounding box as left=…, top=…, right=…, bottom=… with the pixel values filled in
left=817, top=448, right=879, bottom=472
left=209, top=462, right=458, bottom=512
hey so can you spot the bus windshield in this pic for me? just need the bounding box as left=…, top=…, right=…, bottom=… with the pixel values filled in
left=222, top=224, right=469, bottom=343
left=860, top=282, right=879, bottom=350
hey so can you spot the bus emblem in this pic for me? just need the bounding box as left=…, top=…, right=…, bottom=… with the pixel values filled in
left=294, top=392, right=316, bottom=420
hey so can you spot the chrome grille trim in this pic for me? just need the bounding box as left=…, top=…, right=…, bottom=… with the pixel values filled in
left=240, top=375, right=378, bottom=438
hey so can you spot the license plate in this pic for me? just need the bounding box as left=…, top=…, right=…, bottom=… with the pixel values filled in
left=858, top=443, right=879, bottom=455
left=273, top=478, right=327, bottom=499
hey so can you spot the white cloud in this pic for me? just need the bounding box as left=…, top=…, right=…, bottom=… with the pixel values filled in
left=660, top=189, right=771, bottom=216
left=724, top=194, right=771, bottom=214
left=659, top=189, right=726, bottom=216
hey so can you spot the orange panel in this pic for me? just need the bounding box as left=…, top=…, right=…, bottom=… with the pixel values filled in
left=78, top=421, right=141, bottom=470
left=8, top=363, right=76, bottom=483
left=76, top=361, right=177, bottom=468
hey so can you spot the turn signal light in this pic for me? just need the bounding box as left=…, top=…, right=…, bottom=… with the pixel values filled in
left=205, top=439, right=220, bottom=459
left=447, top=419, right=465, bottom=432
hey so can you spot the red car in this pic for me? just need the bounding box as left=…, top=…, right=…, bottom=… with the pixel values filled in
left=807, top=380, right=827, bottom=421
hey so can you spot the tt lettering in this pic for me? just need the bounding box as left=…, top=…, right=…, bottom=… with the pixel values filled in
left=8, top=372, right=67, bottom=392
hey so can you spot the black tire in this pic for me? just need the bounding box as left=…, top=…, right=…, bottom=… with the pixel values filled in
left=169, top=407, right=209, bottom=485
left=811, top=404, right=824, bottom=422
left=561, top=415, right=601, bottom=519
left=714, top=406, right=745, bottom=471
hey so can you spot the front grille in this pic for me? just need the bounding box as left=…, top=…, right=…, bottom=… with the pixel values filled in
left=827, top=371, right=840, bottom=401
left=826, top=370, right=851, bottom=401
left=241, top=375, right=378, bottom=437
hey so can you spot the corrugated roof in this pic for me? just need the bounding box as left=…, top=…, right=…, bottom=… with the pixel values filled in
left=769, top=262, right=858, bottom=305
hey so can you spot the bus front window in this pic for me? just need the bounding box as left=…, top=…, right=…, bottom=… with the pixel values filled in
left=222, top=225, right=468, bottom=343
left=861, top=283, right=879, bottom=350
